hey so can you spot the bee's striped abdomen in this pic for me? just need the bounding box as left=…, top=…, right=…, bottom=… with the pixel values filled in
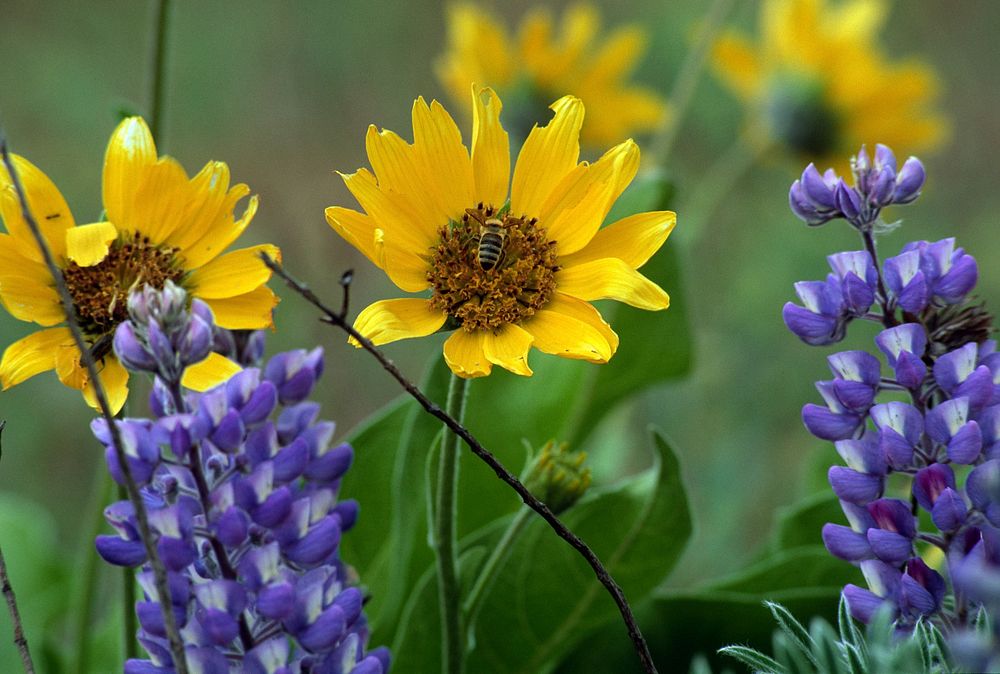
left=478, top=231, right=504, bottom=270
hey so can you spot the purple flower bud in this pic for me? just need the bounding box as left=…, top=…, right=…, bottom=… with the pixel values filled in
left=790, top=180, right=831, bottom=225
left=827, top=251, right=877, bottom=315
left=782, top=302, right=842, bottom=345
left=900, top=558, right=945, bottom=617
left=913, top=464, right=957, bottom=511
left=883, top=251, right=930, bottom=313
left=257, top=581, right=296, bottom=621
left=866, top=499, right=916, bottom=564
left=179, top=315, right=214, bottom=366
left=869, top=166, right=896, bottom=208
left=834, top=434, right=886, bottom=476
left=285, top=515, right=342, bottom=566
left=843, top=584, right=887, bottom=624
left=95, top=535, right=148, bottom=567
left=967, top=460, right=1000, bottom=526
left=834, top=180, right=862, bottom=222
left=870, top=402, right=922, bottom=468
left=822, top=523, right=873, bottom=562
left=893, top=157, right=926, bottom=204
left=114, top=322, right=158, bottom=372
left=931, top=488, right=967, bottom=531
left=873, top=144, right=897, bottom=173
left=978, top=405, right=1000, bottom=460
left=829, top=466, right=883, bottom=505
left=801, top=163, right=837, bottom=209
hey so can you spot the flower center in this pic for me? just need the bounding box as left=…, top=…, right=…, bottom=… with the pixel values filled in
left=63, top=232, right=186, bottom=338
left=427, top=203, right=559, bottom=332
left=766, top=77, right=841, bottom=157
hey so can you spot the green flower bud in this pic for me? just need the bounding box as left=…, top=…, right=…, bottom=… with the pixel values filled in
left=523, top=441, right=591, bottom=515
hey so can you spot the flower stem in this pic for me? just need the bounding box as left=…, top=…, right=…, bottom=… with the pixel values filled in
left=649, top=0, right=736, bottom=165
left=148, top=0, right=172, bottom=144
left=0, top=542, right=33, bottom=674
left=118, top=483, right=138, bottom=661
left=462, top=505, right=533, bottom=649
left=435, top=373, right=469, bottom=674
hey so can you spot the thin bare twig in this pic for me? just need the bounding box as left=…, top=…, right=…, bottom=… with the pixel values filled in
left=0, top=420, right=35, bottom=674
left=0, top=140, right=189, bottom=674
left=261, top=253, right=659, bottom=674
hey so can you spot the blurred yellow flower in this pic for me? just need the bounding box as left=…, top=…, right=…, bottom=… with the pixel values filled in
left=0, top=117, right=279, bottom=412
left=326, top=87, right=675, bottom=379
left=711, top=0, right=948, bottom=166
left=437, top=3, right=668, bottom=147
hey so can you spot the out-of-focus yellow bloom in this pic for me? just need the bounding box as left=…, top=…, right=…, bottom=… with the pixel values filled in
left=0, top=117, right=279, bottom=412
left=711, top=0, right=948, bottom=167
left=326, top=87, right=675, bottom=379
left=437, top=3, right=668, bottom=147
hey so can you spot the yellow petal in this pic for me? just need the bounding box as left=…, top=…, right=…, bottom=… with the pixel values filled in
left=443, top=329, right=491, bottom=378
left=201, top=286, right=278, bottom=330
left=181, top=352, right=242, bottom=392
left=523, top=305, right=613, bottom=363
left=542, top=139, right=640, bottom=255
left=411, top=97, right=476, bottom=222
left=82, top=357, right=129, bottom=415
left=710, top=32, right=764, bottom=100
left=0, top=327, right=72, bottom=388
left=556, top=257, right=669, bottom=310
left=103, top=117, right=157, bottom=231
left=511, top=96, right=584, bottom=219
left=176, top=179, right=257, bottom=270
left=482, top=323, right=533, bottom=376
left=126, top=157, right=192, bottom=243
left=0, top=154, right=75, bottom=261
left=350, top=298, right=447, bottom=347
left=381, top=242, right=432, bottom=293
left=188, top=244, right=280, bottom=299
left=166, top=161, right=236, bottom=253
left=0, top=233, right=47, bottom=283
left=365, top=126, right=445, bottom=227
left=585, top=27, right=645, bottom=83
left=518, top=7, right=554, bottom=75
left=560, top=211, right=676, bottom=270
left=65, top=221, right=118, bottom=267
left=340, top=168, right=437, bottom=254
left=0, top=271, right=63, bottom=326
left=471, top=86, right=510, bottom=209
left=325, top=206, right=382, bottom=268
left=546, top=291, right=619, bottom=356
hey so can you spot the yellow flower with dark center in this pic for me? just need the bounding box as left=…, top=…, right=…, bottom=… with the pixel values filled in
left=0, top=117, right=279, bottom=412
left=436, top=3, right=667, bottom=147
left=325, top=87, right=675, bottom=378
left=711, top=0, right=948, bottom=166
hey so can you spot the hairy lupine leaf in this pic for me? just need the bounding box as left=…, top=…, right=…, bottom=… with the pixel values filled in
left=809, top=619, right=846, bottom=674
left=773, top=630, right=814, bottom=674
left=837, top=594, right=866, bottom=656
left=772, top=492, right=847, bottom=552
left=843, top=643, right=866, bottom=674
left=718, top=644, right=785, bottom=673
left=768, top=602, right=820, bottom=670
left=567, top=174, right=692, bottom=446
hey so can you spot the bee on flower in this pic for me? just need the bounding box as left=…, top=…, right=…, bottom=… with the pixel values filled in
left=436, top=3, right=668, bottom=147
left=0, top=117, right=280, bottom=412
left=711, top=0, right=948, bottom=169
left=325, top=86, right=675, bottom=379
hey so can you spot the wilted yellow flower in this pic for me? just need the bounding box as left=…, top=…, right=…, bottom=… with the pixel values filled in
left=0, top=117, right=279, bottom=412
left=326, top=87, right=675, bottom=379
left=437, top=3, right=667, bottom=147
left=711, top=0, right=947, bottom=166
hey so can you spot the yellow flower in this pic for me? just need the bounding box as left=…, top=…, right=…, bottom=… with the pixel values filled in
left=711, top=0, right=948, bottom=166
left=325, top=87, right=675, bottom=379
left=436, top=3, right=667, bottom=147
left=0, top=117, right=279, bottom=413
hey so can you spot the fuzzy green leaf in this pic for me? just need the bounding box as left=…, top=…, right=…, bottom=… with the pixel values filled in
left=719, top=645, right=785, bottom=674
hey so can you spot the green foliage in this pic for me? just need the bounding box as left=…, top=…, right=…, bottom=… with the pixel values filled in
left=389, top=428, right=692, bottom=673
left=718, top=598, right=955, bottom=674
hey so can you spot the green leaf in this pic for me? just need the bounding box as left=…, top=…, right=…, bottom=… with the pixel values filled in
left=771, top=492, right=847, bottom=552
left=0, top=493, right=72, bottom=674
left=767, top=602, right=819, bottom=670
left=809, top=619, right=846, bottom=674
left=393, top=426, right=692, bottom=673
left=709, top=547, right=862, bottom=595
left=773, top=630, right=814, bottom=674
left=718, top=645, right=785, bottom=674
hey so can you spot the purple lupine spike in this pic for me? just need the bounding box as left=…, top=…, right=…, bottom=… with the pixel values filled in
left=834, top=180, right=863, bottom=223
left=866, top=499, right=916, bottom=564
left=899, top=558, right=946, bottom=618
left=925, top=397, right=983, bottom=464
left=869, top=402, right=923, bottom=469
left=883, top=250, right=931, bottom=314
left=931, top=488, right=968, bottom=532
left=834, top=433, right=886, bottom=476
left=967, top=461, right=1000, bottom=526
left=935, top=344, right=996, bottom=410
left=875, top=324, right=927, bottom=390
left=828, top=465, right=884, bottom=505
left=822, top=523, right=874, bottom=562
left=97, top=285, right=389, bottom=672
left=874, top=144, right=897, bottom=173
left=913, top=464, right=957, bottom=511
left=978, top=405, right=1000, bottom=460
left=827, top=251, right=877, bottom=316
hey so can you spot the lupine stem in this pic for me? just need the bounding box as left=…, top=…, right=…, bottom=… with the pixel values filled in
left=262, top=254, right=660, bottom=674
left=0, top=141, right=189, bottom=674
left=462, top=504, right=533, bottom=645
left=119, top=483, right=138, bottom=660
left=860, top=227, right=898, bottom=329
left=649, top=0, right=736, bottom=165
left=435, top=374, right=469, bottom=674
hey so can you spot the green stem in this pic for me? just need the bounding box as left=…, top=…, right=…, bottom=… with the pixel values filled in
left=462, top=505, right=533, bottom=649
left=148, top=0, right=172, bottom=144
left=72, top=467, right=116, bottom=674
left=649, top=0, right=736, bottom=165
left=434, top=374, right=469, bottom=674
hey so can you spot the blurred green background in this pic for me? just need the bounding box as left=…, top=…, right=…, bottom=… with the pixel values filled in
left=1, top=0, right=999, bottom=669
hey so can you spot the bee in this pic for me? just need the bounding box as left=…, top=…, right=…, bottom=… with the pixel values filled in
left=88, top=333, right=114, bottom=363
left=465, top=204, right=507, bottom=271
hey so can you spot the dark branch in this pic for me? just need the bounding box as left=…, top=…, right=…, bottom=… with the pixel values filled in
left=0, top=139, right=189, bottom=674
left=261, top=253, right=659, bottom=674
left=0, top=420, right=34, bottom=674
